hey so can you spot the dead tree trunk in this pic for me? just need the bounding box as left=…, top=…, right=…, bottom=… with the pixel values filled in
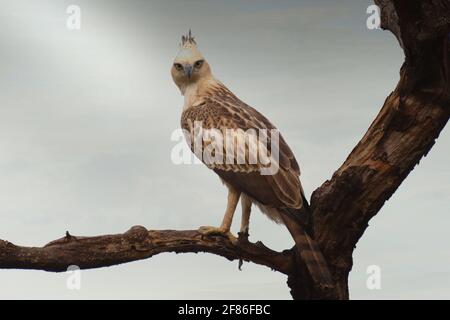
left=287, top=0, right=450, bottom=299
left=0, top=0, right=448, bottom=300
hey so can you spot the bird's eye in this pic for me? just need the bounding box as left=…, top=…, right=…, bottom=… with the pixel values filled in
left=174, top=63, right=183, bottom=71
left=194, top=60, right=204, bottom=68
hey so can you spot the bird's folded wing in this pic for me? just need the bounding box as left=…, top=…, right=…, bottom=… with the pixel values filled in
left=181, top=91, right=303, bottom=209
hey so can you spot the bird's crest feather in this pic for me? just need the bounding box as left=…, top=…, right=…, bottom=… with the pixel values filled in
left=181, top=29, right=197, bottom=48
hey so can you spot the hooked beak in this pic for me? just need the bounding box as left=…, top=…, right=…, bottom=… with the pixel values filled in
left=184, top=64, right=193, bottom=79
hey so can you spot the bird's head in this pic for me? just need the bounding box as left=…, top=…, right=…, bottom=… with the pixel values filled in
left=171, top=30, right=212, bottom=93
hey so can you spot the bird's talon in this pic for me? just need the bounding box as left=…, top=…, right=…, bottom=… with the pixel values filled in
left=238, top=231, right=250, bottom=243
left=198, top=226, right=223, bottom=236
left=198, top=226, right=235, bottom=240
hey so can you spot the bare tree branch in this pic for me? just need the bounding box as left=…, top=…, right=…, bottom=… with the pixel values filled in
left=0, top=226, right=294, bottom=275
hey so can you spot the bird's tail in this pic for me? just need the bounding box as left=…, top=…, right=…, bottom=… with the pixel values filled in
left=279, top=195, right=333, bottom=288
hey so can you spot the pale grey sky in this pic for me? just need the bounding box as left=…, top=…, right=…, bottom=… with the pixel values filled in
left=0, top=0, right=449, bottom=299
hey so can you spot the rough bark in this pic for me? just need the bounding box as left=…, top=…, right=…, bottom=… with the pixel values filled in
left=0, top=0, right=448, bottom=300
left=0, top=227, right=294, bottom=275
left=300, top=0, right=450, bottom=300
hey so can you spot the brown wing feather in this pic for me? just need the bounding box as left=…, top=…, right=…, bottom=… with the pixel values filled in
left=181, top=83, right=302, bottom=209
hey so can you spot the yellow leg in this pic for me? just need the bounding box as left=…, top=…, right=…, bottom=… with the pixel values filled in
left=199, top=185, right=240, bottom=237
left=240, top=194, right=252, bottom=235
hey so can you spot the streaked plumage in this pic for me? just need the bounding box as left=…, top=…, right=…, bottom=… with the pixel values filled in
left=171, top=31, right=333, bottom=287
left=181, top=82, right=303, bottom=215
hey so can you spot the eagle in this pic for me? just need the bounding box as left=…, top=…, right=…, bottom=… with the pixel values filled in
left=171, top=31, right=332, bottom=287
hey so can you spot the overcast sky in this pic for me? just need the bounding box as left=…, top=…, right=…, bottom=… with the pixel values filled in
left=0, top=0, right=449, bottom=299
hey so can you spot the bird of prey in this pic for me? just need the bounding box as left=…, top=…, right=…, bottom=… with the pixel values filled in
left=171, top=31, right=332, bottom=287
